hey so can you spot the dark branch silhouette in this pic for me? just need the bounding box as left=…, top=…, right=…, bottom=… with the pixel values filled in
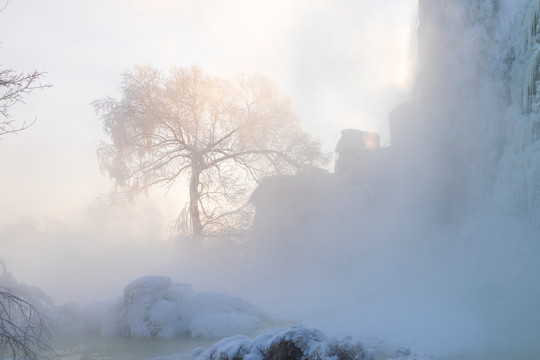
left=0, top=261, right=52, bottom=360
left=0, top=288, right=52, bottom=360
left=0, top=69, right=51, bottom=137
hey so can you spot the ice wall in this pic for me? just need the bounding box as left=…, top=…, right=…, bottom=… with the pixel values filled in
left=418, top=0, right=540, bottom=225
left=495, top=0, right=540, bottom=225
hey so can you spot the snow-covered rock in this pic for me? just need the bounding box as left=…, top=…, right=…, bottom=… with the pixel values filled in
left=84, top=276, right=268, bottom=339
left=188, top=326, right=373, bottom=360
left=120, top=276, right=176, bottom=337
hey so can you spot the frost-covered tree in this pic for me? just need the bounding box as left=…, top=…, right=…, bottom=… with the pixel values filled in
left=0, top=6, right=52, bottom=358
left=94, top=65, right=326, bottom=238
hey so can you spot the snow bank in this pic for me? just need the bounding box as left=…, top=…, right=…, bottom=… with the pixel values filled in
left=83, top=276, right=269, bottom=339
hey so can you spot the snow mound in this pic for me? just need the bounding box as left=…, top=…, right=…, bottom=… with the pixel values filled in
left=190, top=326, right=373, bottom=360
left=87, top=276, right=268, bottom=339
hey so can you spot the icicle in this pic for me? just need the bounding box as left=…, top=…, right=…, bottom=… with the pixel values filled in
left=524, top=0, right=540, bottom=50
left=520, top=0, right=540, bottom=113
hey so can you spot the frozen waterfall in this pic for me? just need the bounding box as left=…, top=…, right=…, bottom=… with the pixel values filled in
left=249, top=1, right=540, bottom=357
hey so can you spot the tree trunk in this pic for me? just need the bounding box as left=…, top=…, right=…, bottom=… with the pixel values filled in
left=189, top=166, right=203, bottom=237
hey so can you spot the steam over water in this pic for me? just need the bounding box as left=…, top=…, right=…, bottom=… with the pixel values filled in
left=2, top=1, right=540, bottom=360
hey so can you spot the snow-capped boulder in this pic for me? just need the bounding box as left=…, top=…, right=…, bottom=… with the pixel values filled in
left=85, top=276, right=268, bottom=339
left=121, top=276, right=176, bottom=337
left=190, top=326, right=373, bottom=360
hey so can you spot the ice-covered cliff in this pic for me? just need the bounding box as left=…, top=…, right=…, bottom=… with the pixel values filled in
left=247, top=1, right=540, bottom=357
left=414, top=0, right=540, bottom=224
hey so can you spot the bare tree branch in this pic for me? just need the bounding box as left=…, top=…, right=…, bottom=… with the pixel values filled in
left=0, top=68, right=51, bottom=137
left=0, top=287, right=52, bottom=360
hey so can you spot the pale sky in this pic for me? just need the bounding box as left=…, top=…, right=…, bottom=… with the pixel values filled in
left=0, top=0, right=417, bottom=231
